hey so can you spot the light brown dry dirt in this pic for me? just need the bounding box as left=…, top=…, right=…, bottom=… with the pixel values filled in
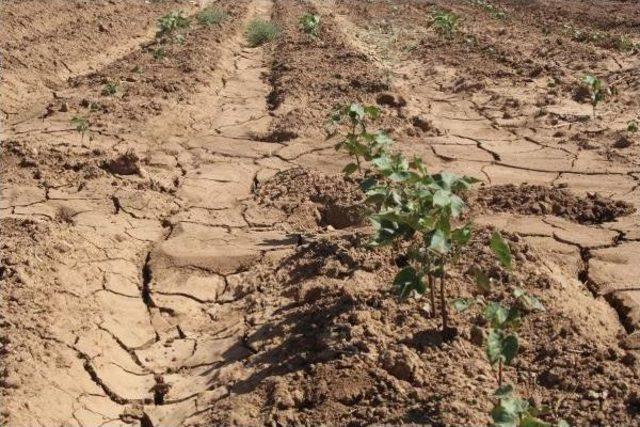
left=1, top=0, right=640, bottom=426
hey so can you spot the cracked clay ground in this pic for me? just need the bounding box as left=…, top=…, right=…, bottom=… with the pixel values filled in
left=1, top=0, right=640, bottom=426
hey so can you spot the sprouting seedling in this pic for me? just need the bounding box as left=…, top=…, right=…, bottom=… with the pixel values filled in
left=454, top=233, right=564, bottom=426
left=71, top=116, right=89, bottom=141
left=157, top=10, right=190, bottom=37
left=102, top=82, right=118, bottom=96
left=432, top=10, right=459, bottom=39
left=468, top=0, right=507, bottom=20
left=153, top=47, right=166, bottom=60
left=197, top=7, right=228, bottom=26
left=299, top=13, right=321, bottom=38
left=628, top=119, right=638, bottom=133
left=174, top=34, right=185, bottom=45
left=330, top=103, right=390, bottom=174
left=491, top=384, right=569, bottom=427
left=581, top=74, right=610, bottom=118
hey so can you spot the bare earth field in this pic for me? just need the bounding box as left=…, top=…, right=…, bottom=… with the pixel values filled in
left=1, top=1, right=639, bottom=426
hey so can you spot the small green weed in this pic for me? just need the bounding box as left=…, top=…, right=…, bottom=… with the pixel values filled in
left=468, top=0, right=507, bottom=19
left=102, top=82, right=118, bottom=96
left=628, top=120, right=638, bottom=133
left=245, top=19, right=279, bottom=47
left=71, top=116, right=89, bottom=140
left=581, top=74, right=611, bottom=118
left=432, top=10, right=459, bottom=39
left=300, top=13, right=321, bottom=38
left=157, top=10, right=190, bottom=36
left=153, top=47, right=166, bottom=60
left=197, top=7, right=228, bottom=26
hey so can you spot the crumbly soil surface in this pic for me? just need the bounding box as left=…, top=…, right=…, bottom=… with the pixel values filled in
left=1, top=1, right=640, bottom=426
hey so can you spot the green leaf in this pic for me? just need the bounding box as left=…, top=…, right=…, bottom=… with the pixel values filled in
left=364, top=105, right=381, bottom=119
left=491, top=396, right=530, bottom=427
left=432, top=189, right=451, bottom=207
left=452, top=298, right=474, bottom=312
left=490, top=232, right=512, bottom=269
left=388, top=171, right=411, bottom=182
left=393, top=266, right=424, bottom=298
left=371, top=155, right=392, bottom=171
left=348, top=103, right=365, bottom=121
left=556, top=420, right=570, bottom=427
left=484, top=302, right=509, bottom=327
left=451, top=226, right=472, bottom=246
left=486, top=329, right=519, bottom=366
left=449, top=194, right=466, bottom=217
left=485, top=303, right=521, bottom=329
left=520, top=416, right=552, bottom=427
left=374, top=131, right=393, bottom=146
left=360, top=177, right=377, bottom=192
left=429, top=229, right=450, bottom=254
left=342, top=163, right=358, bottom=175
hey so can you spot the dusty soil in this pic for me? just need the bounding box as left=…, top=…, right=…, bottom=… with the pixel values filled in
left=1, top=0, right=640, bottom=426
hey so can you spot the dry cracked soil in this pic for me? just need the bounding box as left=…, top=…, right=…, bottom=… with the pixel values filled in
left=1, top=0, right=640, bottom=426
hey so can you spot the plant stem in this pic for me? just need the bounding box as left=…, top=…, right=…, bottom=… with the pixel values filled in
left=498, top=359, right=503, bottom=388
left=440, top=258, right=447, bottom=331
left=428, top=259, right=436, bottom=319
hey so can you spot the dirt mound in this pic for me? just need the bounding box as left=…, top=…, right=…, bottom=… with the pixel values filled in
left=256, top=168, right=365, bottom=230
left=206, top=228, right=640, bottom=425
left=475, top=184, right=635, bottom=224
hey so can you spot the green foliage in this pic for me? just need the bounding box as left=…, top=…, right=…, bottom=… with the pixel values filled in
left=101, top=82, right=118, bottom=96
left=628, top=119, right=638, bottom=133
left=245, top=19, right=280, bottom=47
left=333, top=102, right=477, bottom=331
left=157, top=10, right=190, bottom=36
left=153, top=47, right=166, bottom=60
left=300, top=13, right=321, bottom=38
left=490, top=232, right=512, bottom=269
left=581, top=74, right=611, bottom=118
left=332, top=103, right=567, bottom=426
left=432, top=10, right=459, bottom=39
left=564, top=24, right=638, bottom=52
left=197, top=7, right=228, bottom=26
left=330, top=103, right=388, bottom=174
left=468, top=0, right=507, bottom=20
left=70, top=116, right=89, bottom=140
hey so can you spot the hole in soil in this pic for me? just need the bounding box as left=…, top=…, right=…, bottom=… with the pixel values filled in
left=256, top=168, right=365, bottom=229
left=257, top=129, right=298, bottom=143
left=474, top=184, right=635, bottom=224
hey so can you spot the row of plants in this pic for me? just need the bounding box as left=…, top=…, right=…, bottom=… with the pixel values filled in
left=330, top=103, right=568, bottom=426
left=563, top=24, right=639, bottom=53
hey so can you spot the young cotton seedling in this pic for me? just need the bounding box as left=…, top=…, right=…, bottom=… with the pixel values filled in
left=330, top=103, right=391, bottom=174
left=432, top=10, right=459, bottom=39
left=628, top=119, right=638, bottom=133
left=71, top=116, right=89, bottom=141
left=581, top=74, right=610, bottom=118
left=332, top=103, right=477, bottom=333
left=300, top=13, right=321, bottom=38
left=245, top=19, right=280, bottom=47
